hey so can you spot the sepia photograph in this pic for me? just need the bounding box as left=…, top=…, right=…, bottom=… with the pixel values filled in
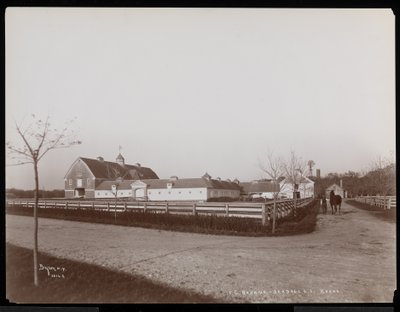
left=5, top=8, right=396, bottom=304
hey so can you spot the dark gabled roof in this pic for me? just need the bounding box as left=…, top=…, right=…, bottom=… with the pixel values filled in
left=139, top=178, right=242, bottom=190
left=282, top=176, right=314, bottom=184
left=96, top=180, right=136, bottom=191
left=240, top=181, right=279, bottom=194
left=80, top=157, right=159, bottom=180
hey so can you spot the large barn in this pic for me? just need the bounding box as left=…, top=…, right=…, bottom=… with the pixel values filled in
left=64, top=154, right=159, bottom=198
left=64, top=155, right=241, bottom=201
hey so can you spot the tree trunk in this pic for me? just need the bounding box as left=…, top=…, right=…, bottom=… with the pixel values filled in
left=33, top=161, right=39, bottom=286
left=293, top=194, right=297, bottom=217
left=272, top=197, right=277, bottom=234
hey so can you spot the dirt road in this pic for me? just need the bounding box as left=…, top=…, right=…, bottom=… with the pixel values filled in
left=6, top=201, right=395, bottom=303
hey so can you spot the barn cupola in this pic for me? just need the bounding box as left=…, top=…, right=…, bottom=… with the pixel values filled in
left=202, top=172, right=211, bottom=180
left=116, top=153, right=125, bottom=166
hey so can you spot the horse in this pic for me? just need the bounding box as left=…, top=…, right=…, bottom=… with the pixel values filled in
left=329, top=190, right=342, bottom=214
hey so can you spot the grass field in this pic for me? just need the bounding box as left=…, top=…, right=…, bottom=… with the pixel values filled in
left=6, top=243, right=219, bottom=303
left=6, top=200, right=318, bottom=236
left=346, top=200, right=396, bottom=222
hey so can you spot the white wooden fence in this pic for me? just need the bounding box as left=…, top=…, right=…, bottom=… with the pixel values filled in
left=352, top=196, right=396, bottom=210
left=6, top=197, right=314, bottom=225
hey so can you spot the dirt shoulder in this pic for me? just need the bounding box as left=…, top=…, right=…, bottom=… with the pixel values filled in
left=6, top=201, right=395, bottom=303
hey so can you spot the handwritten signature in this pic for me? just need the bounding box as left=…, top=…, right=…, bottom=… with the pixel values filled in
left=39, top=263, right=67, bottom=278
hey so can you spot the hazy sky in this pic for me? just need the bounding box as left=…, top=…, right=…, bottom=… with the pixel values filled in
left=6, top=8, right=395, bottom=190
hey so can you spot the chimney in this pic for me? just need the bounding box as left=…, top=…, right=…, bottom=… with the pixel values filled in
left=316, top=169, right=321, bottom=179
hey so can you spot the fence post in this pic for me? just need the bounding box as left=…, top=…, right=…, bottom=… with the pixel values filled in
left=144, top=202, right=147, bottom=213
left=193, top=203, right=197, bottom=216
left=44, top=201, right=46, bottom=209
left=66, top=201, right=69, bottom=209
left=225, top=203, right=229, bottom=217
left=107, top=202, right=110, bottom=211
left=262, top=204, right=266, bottom=226
left=124, top=202, right=127, bottom=212
left=387, top=197, right=391, bottom=210
left=78, top=201, right=81, bottom=210
left=165, top=202, right=169, bottom=214
left=92, top=202, right=94, bottom=210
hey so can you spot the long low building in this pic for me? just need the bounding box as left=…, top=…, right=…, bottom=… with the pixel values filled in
left=94, top=173, right=241, bottom=201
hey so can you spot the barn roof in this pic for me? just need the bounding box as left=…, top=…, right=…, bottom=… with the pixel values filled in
left=80, top=157, right=159, bottom=180
left=281, top=176, right=314, bottom=184
left=326, top=183, right=344, bottom=191
left=240, top=181, right=280, bottom=194
left=96, top=180, right=136, bottom=190
left=96, top=177, right=241, bottom=191
left=137, top=178, right=241, bottom=190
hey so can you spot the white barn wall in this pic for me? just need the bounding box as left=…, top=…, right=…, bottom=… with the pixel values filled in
left=279, top=181, right=314, bottom=199
left=94, top=189, right=132, bottom=199
left=207, top=189, right=240, bottom=199
left=147, top=187, right=208, bottom=201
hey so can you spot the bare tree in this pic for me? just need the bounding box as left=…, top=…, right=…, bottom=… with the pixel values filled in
left=6, top=115, right=81, bottom=286
left=282, top=151, right=307, bottom=217
left=108, top=166, right=125, bottom=222
left=259, top=152, right=287, bottom=234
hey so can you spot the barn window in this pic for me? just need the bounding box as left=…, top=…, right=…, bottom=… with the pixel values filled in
left=97, top=192, right=100, bottom=195
left=158, top=191, right=161, bottom=194
left=189, top=191, right=191, bottom=194
left=179, top=191, right=181, bottom=194
left=199, top=191, right=202, bottom=193
left=168, top=191, right=171, bottom=194
left=87, top=178, right=90, bottom=186
left=149, top=191, right=152, bottom=194
left=69, top=179, right=72, bottom=186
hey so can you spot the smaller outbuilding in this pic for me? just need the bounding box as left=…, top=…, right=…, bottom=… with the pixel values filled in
left=279, top=176, right=315, bottom=199
left=325, top=182, right=346, bottom=198
left=239, top=180, right=279, bottom=200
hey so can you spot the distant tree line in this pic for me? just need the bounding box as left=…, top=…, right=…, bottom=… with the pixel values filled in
left=314, top=160, right=395, bottom=197
left=6, top=188, right=65, bottom=198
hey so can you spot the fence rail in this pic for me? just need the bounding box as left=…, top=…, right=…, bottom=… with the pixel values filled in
left=6, top=197, right=314, bottom=225
left=352, top=196, right=396, bottom=210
